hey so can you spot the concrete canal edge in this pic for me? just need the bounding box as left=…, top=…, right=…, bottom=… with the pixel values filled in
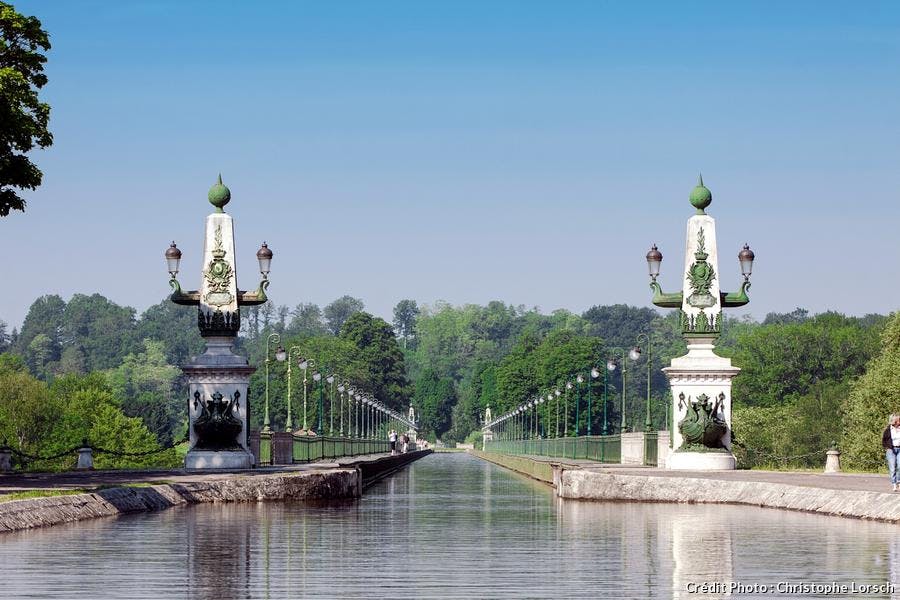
left=0, top=450, right=433, bottom=534
left=470, top=450, right=563, bottom=484
left=474, top=451, right=900, bottom=524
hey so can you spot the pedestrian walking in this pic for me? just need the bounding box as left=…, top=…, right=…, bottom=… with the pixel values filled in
left=389, top=429, right=398, bottom=455
left=883, top=414, right=900, bottom=491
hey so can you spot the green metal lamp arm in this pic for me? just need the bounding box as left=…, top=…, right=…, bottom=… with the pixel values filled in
left=168, top=280, right=270, bottom=307
left=721, top=280, right=751, bottom=307
left=649, top=281, right=683, bottom=309
left=169, top=278, right=200, bottom=306
left=237, top=279, right=270, bottom=306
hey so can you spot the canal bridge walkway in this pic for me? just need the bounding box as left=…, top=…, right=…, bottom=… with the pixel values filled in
left=475, top=450, right=900, bottom=523
left=492, top=451, right=896, bottom=494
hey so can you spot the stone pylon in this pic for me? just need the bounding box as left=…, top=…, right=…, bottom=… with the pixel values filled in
left=170, top=177, right=271, bottom=469
left=650, top=176, right=754, bottom=470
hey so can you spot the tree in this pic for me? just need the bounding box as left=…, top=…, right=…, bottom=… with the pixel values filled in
left=15, top=293, right=64, bottom=358
left=393, top=299, right=419, bottom=348
left=730, top=312, right=881, bottom=408
left=324, top=295, right=364, bottom=335
left=25, top=332, right=56, bottom=378
left=762, top=307, right=809, bottom=326
left=0, top=358, right=55, bottom=451
left=137, top=298, right=204, bottom=365
left=843, top=313, right=900, bottom=470
left=287, top=302, right=326, bottom=336
left=339, top=312, right=411, bottom=410
left=413, top=369, right=455, bottom=438
left=0, top=318, right=9, bottom=352
left=0, top=2, right=52, bottom=216
left=106, top=339, right=181, bottom=445
left=61, top=293, right=138, bottom=370
left=275, top=305, right=290, bottom=334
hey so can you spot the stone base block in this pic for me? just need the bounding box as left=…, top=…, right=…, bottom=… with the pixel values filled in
left=185, top=449, right=253, bottom=470
left=668, top=450, right=735, bottom=471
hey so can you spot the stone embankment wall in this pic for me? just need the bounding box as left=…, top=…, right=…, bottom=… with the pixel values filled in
left=353, top=449, right=433, bottom=487
left=557, top=470, right=900, bottom=522
left=471, top=450, right=569, bottom=484
left=474, top=451, right=900, bottom=523
left=0, top=469, right=359, bottom=533
left=0, top=450, right=435, bottom=534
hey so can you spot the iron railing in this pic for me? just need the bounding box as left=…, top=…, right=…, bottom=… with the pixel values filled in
left=484, top=435, right=622, bottom=463
left=255, top=431, right=390, bottom=466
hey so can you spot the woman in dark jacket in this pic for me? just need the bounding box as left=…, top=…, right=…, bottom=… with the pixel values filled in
left=883, top=414, right=900, bottom=491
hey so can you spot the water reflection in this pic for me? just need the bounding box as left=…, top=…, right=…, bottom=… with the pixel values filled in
left=0, top=454, right=898, bottom=599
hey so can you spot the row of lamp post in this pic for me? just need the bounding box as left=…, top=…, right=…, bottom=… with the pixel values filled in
left=485, top=341, right=658, bottom=441
left=262, top=340, right=413, bottom=437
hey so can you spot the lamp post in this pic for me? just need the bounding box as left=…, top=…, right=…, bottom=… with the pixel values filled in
left=337, top=383, right=346, bottom=435
left=606, top=347, right=641, bottom=433
left=603, top=360, right=614, bottom=434
left=298, top=358, right=316, bottom=432
left=575, top=374, right=584, bottom=436
left=564, top=381, right=573, bottom=436
left=588, top=367, right=600, bottom=435
left=285, top=347, right=304, bottom=432
left=554, top=389, right=561, bottom=438
left=312, top=370, right=323, bottom=433
left=327, top=375, right=336, bottom=435
left=634, top=333, right=654, bottom=432
left=264, top=335, right=286, bottom=433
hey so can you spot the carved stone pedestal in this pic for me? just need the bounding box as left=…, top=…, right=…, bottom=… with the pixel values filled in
left=182, top=336, right=256, bottom=470
left=663, top=338, right=740, bottom=471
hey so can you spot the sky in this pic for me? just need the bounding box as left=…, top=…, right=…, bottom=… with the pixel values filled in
left=3, top=1, right=900, bottom=329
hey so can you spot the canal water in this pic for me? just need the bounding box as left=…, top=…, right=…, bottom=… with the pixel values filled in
left=2, top=452, right=899, bottom=599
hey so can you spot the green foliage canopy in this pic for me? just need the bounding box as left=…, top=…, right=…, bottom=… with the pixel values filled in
left=0, top=1, right=52, bottom=216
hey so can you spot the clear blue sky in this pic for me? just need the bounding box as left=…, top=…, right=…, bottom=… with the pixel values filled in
left=3, top=1, right=899, bottom=328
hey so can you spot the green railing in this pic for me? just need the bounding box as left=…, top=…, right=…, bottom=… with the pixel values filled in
left=484, top=435, right=622, bottom=464
left=256, top=431, right=390, bottom=466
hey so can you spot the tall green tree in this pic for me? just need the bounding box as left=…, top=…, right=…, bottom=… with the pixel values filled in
left=413, top=368, right=455, bottom=438
left=287, top=302, right=327, bottom=336
left=106, top=339, right=181, bottom=445
left=324, top=295, right=364, bottom=335
left=61, top=293, right=138, bottom=371
left=393, top=299, right=419, bottom=348
left=15, top=293, right=64, bottom=359
left=339, top=312, right=411, bottom=410
left=842, top=313, right=900, bottom=470
left=730, top=312, right=882, bottom=408
left=137, top=298, right=204, bottom=365
left=0, top=2, right=52, bottom=216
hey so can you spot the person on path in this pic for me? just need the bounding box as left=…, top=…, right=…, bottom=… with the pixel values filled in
left=882, top=414, right=900, bottom=491
left=401, top=433, right=409, bottom=453
left=389, top=430, right=398, bottom=455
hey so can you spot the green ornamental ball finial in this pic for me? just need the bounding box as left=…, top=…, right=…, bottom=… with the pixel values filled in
left=208, top=173, right=231, bottom=212
left=689, top=173, right=712, bottom=214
